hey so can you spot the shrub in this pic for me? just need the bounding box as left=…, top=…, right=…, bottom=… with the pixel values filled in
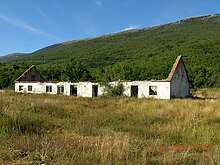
left=106, top=83, right=125, bottom=97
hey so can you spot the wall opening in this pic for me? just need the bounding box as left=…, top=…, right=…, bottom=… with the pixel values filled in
left=92, top=85, right=98, bottom=97
left=131, top=85, right=138, bottom=97
left=149, top=86, right=157, bottom=95
left=70, top=85, right=77, bottom=96
left=46, top=86, right=52, bottom=93
left=28, top=85, right=32, bottom=91
left=57, top=85, right=64, bottom=94
left=19, top=85, right=23, bottom=91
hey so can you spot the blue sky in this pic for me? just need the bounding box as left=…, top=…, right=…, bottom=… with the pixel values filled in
left=0, top=0, right=220, bottom=56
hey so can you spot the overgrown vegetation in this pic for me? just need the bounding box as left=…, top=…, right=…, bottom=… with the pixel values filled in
left=0, top=64, right=27, bottom=89
left=0, top=14, right=220, bottom=88
left=106, top=83, right=124, bottom=97
left=0, top=89, right=220, bottom=164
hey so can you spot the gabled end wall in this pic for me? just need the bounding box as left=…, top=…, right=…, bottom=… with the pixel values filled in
left=167, top=56, right=190, bottom=98
left=14, top=65, right=46, bottom=82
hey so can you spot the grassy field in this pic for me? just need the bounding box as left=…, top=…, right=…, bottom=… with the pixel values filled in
left=0, top=89, right=220, bottom=164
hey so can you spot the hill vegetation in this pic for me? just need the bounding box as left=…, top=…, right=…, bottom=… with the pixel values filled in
left=0, top=53, right=28, bottom=63
left=0, top=14, right=220, bottom=88
left=0, top=89, right=220, bottom=164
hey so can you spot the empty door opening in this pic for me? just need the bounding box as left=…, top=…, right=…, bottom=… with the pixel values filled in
left=131, top=85, right=138, bottom=97
left=57, top=85, right=64, bottom=94
left=92, top=85, right=98, bottom=97
left=70, top=85, right=77, bottom=96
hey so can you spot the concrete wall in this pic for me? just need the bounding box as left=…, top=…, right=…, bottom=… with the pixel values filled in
left=15, top=81, right=170, bottom=99
left=77, top=82, right=97, bottom=97
left=121, top=81, right=170, bottom=99
left=55, top=82, right=78, bottom=96
left=15, top=82, right=77, bottom=95
left=15, top=82, right=44, bottom=94
left=98, top=81, right=170, bottom=99
left=170, top=60, right=190, bottom=98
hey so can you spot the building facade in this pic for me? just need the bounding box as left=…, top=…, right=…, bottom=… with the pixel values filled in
left=14, top=55, right=190, bottom=99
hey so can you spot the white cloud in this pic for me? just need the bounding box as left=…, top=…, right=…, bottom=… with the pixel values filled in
left=0, top=13, right=57, bottom=40
left=122, top=24, right=142, bottom=31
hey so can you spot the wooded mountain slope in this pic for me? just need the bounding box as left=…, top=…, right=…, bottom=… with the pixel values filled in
left=0, top=14, right=220, bottom=88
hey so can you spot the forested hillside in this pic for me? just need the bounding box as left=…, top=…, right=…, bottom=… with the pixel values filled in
left=0, top=14, right=220, bottom=88
left=0, top=53, right=28, bottom=63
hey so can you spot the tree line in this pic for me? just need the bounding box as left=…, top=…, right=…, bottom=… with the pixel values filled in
left=0, top=58, right=219, bottom=89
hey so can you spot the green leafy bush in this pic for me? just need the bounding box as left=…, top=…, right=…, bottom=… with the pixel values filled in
left=106, top=83, right=125, bottom=97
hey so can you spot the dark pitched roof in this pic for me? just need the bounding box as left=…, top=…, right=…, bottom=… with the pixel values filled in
left=15, top=65, right=35, bottom=82
left=14, top=65, right=45, bottom=82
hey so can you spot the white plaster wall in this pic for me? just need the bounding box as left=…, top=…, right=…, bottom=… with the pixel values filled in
left=44, top=82, right=79, bottom=95
left=44, top=82, right=57, bottom=94
left=56, top=82, right=70, bottom=95
left=97, top=84, right=106, bottom=96
left=77, top=82, right=92, bottom=97
left=99, top=81, right=170, bottom=99
left=15, top=82, right=25, bottom=93
left=15, top=81, right=170, bottom=99
left=122, top=81, right=170, bottom=99
left=15, top=82, right=28, bottom=93
left=34, top=82, right=46, bottom=93
left=148, top=81, right=170, bottom=99
left=15, top=82, right=45, bottom=94
left=15, top=82, right=97, bottom=97
left=77, top=82, right=99, bottom=97
left=15, top=82, right=76, bottom=95
left=121, top=82, right=133, bottom=97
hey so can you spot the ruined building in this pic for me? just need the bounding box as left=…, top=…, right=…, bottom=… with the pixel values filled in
left=14, top=55, right=189, bottom=99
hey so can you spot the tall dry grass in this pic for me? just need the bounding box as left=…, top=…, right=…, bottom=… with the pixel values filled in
left=0, top=88, right=219, bottom=164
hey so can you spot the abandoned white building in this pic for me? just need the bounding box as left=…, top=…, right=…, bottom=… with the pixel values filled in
left=14, top=55, right=190, bottom=99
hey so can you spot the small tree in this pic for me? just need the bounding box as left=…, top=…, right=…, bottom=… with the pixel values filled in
left=105, top=82, right=124, bottom=97
left=62, top=59, right=92, bottom=82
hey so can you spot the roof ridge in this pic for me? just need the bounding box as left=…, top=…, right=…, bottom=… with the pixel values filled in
left=14, top=65, right=36, bottom=82
left=166, top=55, right=182, bottom=81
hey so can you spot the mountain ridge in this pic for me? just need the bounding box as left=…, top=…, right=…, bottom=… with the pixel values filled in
left=0, top=53, right=29, bottom=63
left=0, top=13, right=219, bottom=88
left=0, top=13, right=220, bottom=63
